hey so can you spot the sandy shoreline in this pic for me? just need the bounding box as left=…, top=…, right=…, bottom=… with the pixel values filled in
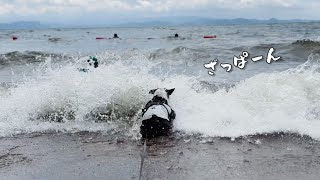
left=0, top=132, right=319, bottom=180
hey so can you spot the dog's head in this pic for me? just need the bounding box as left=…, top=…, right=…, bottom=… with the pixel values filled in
left=149, top=88, right=175, bottom=101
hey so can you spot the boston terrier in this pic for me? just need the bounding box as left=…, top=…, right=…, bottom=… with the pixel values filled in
left=140, top=88, right=176, bottom=139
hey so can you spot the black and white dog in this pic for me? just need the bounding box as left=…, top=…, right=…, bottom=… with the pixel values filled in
left=140, top=88, right=176, bottom=139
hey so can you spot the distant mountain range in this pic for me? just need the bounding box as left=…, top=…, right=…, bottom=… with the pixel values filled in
left=116, top=17, right=318, bottom=27
left=0, top=18, right=318, bottom=29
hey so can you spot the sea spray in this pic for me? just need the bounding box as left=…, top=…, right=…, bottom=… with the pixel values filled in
left=174, top=54, right=320, bottom=139
left=0, top=53, right=320, bottom=140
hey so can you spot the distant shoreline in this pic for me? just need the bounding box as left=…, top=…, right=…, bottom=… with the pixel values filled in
left=1, top=18, right=319, bottom=30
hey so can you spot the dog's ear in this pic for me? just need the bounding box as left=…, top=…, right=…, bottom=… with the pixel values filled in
left=149, top=88, right=157, bottom=94
left=165, top=88, right=175, bottom=96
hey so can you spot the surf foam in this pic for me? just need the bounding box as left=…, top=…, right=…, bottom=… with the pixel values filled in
left=0, top=54, right=320, bottom=140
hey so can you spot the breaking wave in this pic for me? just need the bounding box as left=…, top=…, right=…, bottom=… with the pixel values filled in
left=0, top=53, right=320, bottom=140
left=148, top=46, right=210, bottom=62
left=292, top=39, right=320, bottom=47
left=232, top=40, right=320, bottom=62
left=0, top=51, right=70, bottom=66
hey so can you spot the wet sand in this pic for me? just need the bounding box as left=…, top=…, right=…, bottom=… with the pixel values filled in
left=0, top=132, right=319, bottom=180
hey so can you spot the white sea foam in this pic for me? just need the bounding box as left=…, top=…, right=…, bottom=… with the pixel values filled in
left=0, top=54, right=320, bottom=140
left=174, top=56, right=320, bottom=139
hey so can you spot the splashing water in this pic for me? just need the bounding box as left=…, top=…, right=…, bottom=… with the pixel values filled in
left=0, top=52, right=320, bottom=140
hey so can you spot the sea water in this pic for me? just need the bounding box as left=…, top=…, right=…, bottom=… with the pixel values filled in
left=0, top=23, right=320, bottom=139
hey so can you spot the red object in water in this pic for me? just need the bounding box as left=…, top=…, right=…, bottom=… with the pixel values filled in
left=96, top=37, right=106, bottom=40
left=12, top=36, right=18, bottom=40
left=203, top=35, right=217, bottom=39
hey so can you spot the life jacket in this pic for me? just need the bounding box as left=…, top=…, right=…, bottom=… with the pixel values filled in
left=142, top=96, right=174, bottom=122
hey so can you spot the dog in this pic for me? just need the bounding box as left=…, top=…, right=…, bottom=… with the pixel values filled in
left=140, top=88, right=176, bottom=139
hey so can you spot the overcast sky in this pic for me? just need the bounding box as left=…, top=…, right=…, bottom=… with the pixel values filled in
left=0, top=0, right=319, bottom=24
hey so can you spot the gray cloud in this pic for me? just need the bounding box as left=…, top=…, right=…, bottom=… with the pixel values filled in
left=0, top=0, right=318, bottom=23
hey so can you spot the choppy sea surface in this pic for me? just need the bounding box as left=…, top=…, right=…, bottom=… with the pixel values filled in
left=0, top=23, right=320, bottom=139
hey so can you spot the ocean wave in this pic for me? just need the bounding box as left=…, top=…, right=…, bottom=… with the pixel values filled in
left=148, top=46, right=210, bottom=62
left=231, top=40, right=320, bottom=62
left=0, top=82, right=16, bottom=97
left=0, top=54, right=320, bottom=140
left=48, top=37, right=62, bottom=43
left=175, top=55, right=320, bottom=139
left=292, top=39, right=320, bottom=47
left=0, top=51, right=70, bottom=66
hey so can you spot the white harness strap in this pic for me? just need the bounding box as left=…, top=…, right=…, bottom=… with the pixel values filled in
left=142, top=104, right=172, bottom=121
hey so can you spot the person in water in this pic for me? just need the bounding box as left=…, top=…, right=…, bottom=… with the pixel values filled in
left=78, top=56, right=99, bottom=72
left=87, top=56, right=99, bottom=68
left=174, top=34, right=179, bottom=38
left=113, top=34, right=119, bottom=38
